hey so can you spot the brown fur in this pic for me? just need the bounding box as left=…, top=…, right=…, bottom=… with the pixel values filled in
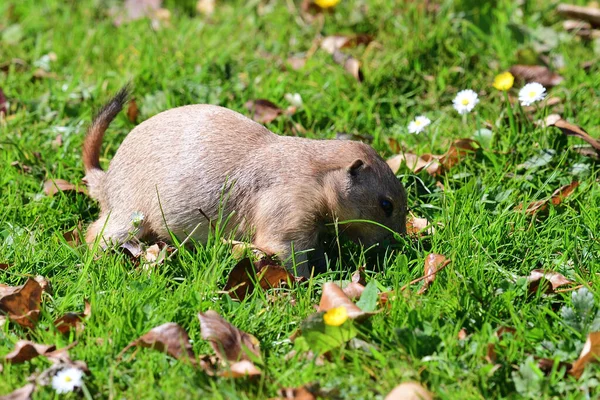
left=83, top=87, right=407, bottom=277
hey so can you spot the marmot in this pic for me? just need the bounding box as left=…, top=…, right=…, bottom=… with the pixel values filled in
left=83, top=87, right=407, bottom=277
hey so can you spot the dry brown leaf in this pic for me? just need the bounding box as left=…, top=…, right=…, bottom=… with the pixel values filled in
left=0, top=263, right=9, bottom=270
left=0, top=87, right=7, bottom=116
left=440, top=139, right=480, bottom=171
left=526, top=269, right=574, bottom=295
left=406, top=214, right=435, bottom=236
left=320, top=34, right=373, bottom=54
left=548, top=118, right=600, bottom=152
left=342, top=282, right=365, bottom=301
left=43, top=179, right=87, bottom=197
left=332, top=50, right=363, bottom=82
left=486, top=326, right=517, bottom=364
left=0, top=383, right=36, bottom=400
left=198, top=310, right=261, bottom=363
left=516, top=181, right=579, bottom=215
left=4, top=340, right=56, bottom=363
left=570, top=332, right=600, bottom=379
left=245, top=99, right=284, bottom=124
left=120, top=322, right=196, bottom=363
left=10, top=161, right=32, bottom=174
left=385, top=382, right=433, bottom=400
left=0, top=278, right=43, bottom=329
left=509, top=65, right=564, bottom=87
left=63, top=222, right=83, bottom=247
left=287, top=56, right=307, bottom=71
left=386, top=153, right=440, bottom=175
left=32, top=69, right=58, bottom=80
left=417, top=254, right=450, bottom=295
left=219, top=360, right=262, bottom=378
left=127, top=98, right=138, bottom=123
left=224, top=256, right=299, bottom=301
left=318, top=282, right=367, bottom=319
left=54, top=300, right=91, bottom=335
left=557, top=4, right=600, bottom=27
left=537, top=357, right=572, bottom=376
left=275, top=386, right=317, bottom=400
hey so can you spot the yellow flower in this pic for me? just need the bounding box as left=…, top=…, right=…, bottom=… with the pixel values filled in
left=493, top=72, right=514, bottom=91
left=323, top=306, right=348, bottom=326
left=314, top=0, right=341, bottom=8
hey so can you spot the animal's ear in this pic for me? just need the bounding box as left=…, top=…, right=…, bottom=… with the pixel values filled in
left=347, top=159, right=364, bottom=177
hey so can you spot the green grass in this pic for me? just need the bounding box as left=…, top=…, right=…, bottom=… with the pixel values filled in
left=1, top=0, right=600, bottom=398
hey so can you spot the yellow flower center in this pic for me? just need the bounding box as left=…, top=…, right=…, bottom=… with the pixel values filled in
left=415, top=120, right=422, bottom=126
left=461, top=98, right=470, bottom=105
left=323, top=306, right=348, bottom=326
left=64, top=376, right=72, bottom=382
left=529, top=91, right=537, bottom=98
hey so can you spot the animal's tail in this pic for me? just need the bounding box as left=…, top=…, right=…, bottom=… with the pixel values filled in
left=82, top=85, right=131, bottom=203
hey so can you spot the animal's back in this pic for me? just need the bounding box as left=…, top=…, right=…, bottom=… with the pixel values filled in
left=102, top=104, right=276, bottom=240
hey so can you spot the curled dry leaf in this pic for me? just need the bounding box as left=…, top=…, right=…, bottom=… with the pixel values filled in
left=509, top=65, right=564, bottom=87
left=557, top=4, right=600, bottom=27
left=0, top=383, right=36, bottom=400
left=220, top=360, right=262, bottom=378
left=54, top=300, right=91, bottom=335
left=142, top=241, right=173, bottom=267
left=516, top=181, right=579, bottom=215
left=537, top=357, right=572, bottom=376
left=386, top=153, right=440, bottom=175
left=198, top=310, right=261, bottom=363
left=318, top=282, right=368, bottom=319
left=275, top=386, right=318, bottom=400
left=526, top=269, right=574, bottom=295
left=406, top=214, right=435, bottom=236
left=417, top=254, right=451, bottom=295
left=63, top=222, right=83, bottom=247
left=286, top=56, right=307, bottom=71
left=0, top=87, right=7, bottom=116
left=342, top=282, right=365, bottom=301
left=440, top=139, right=480, bottom=171
left=385, top=382, right=433, bottom=400
left=224, top=257, right=299, bottom=301
left=245, top=99, right=288, bottom=124
left=320, top=34, right=374, bottom=55
left=570, top=332, right=600, bottom=379
left=119, top=322, right=196, bottom=363
left=43, top=179, right=88, bottom=197
left=547, top=117, right=600, bottom=153
left=486, top=326, right=517, bottom=364
left=4, top=340, right=56, bottom=363
left=332, top=50, right=363, bottom=82
left=0, top=278, right=43, bottom=329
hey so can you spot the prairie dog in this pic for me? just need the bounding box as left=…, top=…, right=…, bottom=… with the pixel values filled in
left=83, top=87, right=407, bottom=277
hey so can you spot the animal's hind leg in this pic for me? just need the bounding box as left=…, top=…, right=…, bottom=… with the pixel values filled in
left=86, top=213, right=137, bottom=249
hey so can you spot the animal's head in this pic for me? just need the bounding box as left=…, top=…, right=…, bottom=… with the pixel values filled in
left=323, top=145, right=407, bottom=246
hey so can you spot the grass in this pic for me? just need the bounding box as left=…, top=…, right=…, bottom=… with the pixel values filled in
left=1, top=0, right=600, bottom=398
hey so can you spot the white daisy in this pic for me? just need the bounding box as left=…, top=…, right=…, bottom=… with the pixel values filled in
left=453, top=89, right=479, bottom=115
left=284, top=93, right=303, bottom=108
left=130, top=211, right=145, bottom=227
left=519, top=82, right=546, bottom=106
left=407, top=116, right=431, bottom=134
left=52, top=367, right=84, bottom=394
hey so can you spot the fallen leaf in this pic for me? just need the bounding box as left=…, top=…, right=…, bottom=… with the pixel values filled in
left=63, top=222, right=83, bottom=247
left=509, top=65, right=564, bottom=87
left=32, top=69, right=58, bottom=80
left=142, top=241, right=173, bottom=267
left=486, top=326, right=517, bottom=364
left=198, top=310, right=261, bottom=363
left=320, top=34, right=373, bottom=54
left=4, top=341, right=56, bottom=363
left=557, top=4, right=600, bottom=27
left=332, top=50, right=363, bottom=82
left=0, top=263, right=9, bottom=270
left=417, top=254, right=451, bottom=295
left=219, top=360, right=262, bottom=378
left=547, top=118, right=600, bottom=153
left=342, top=282, right=365, bottom=300
left=458, top=328, right=468, bottom=340
left=10, top=161, right=32, bottom=174
left=127, top=98, right=138, bottom=123
left=53, top=300, right=91, bottom=334
left=0, top=383, right=35, bottom=400
left=0, top=278, right=43, bottom=329
left=119, top=323, right=196, bottom=363
left=385, top=382, right=433, bottom=400
left=570, top=332, right=600, bottom=379
left=245, top=99, right=284, bottom=124
left=440, top=139, right=480, bottom=171
left=287, top=56, right=307, bottom=71
left=537, top=358, right=572, bottom=376
left=526, top=269, right=574, bottom=295
left=516, top=181, right=579, bottom=215
left=51, top=134, right=63, bottom=148
left=275, top=386, right=317, bottom=400
left=318, top=282, right=368, bottom=319
left=224, top=257, right=298, bottom=300
left=43, top=179, right=87, bottom=197
left=406, top=214, right=435, bottom=236
left=386, top=152, right=440, bottom=175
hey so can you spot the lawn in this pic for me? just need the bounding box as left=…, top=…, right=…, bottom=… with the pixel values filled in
left=1, top=0, right=600, bottom=398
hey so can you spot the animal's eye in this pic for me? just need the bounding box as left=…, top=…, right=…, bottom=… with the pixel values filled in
left=380, top=198, right=393, bottom=217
